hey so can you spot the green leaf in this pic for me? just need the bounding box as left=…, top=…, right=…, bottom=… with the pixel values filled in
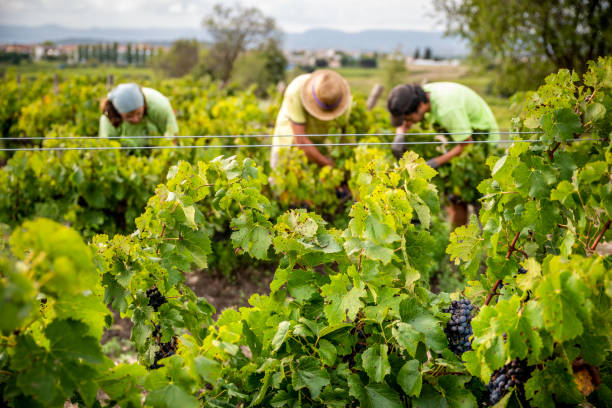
left=412, top=383, right=448, bottom=408
left=291, top=357, right=330, bottom=399
left=242, top=320, right=262, bottom=358
left=392, top=322, right=424, bottom=357
left=397, top=360, right=422, bottom=396
left=317, top=338, right=337, bottom=366
left=584, top=102, right=606, bottom=123
left=271, top=321, right=291, bottom=352
left=362, top=344, right=391, bottom=383
left=348, top=374, right=403, bottom=408
left=536, top=259, right=590, bottom=342
left=321, top=274, right=366, bottom=324
left=438, top=375, right=477, bottom=407
left=194, top=356, right=221, bottom=384
left=182, top=204, right=197, bottom=229
left=550, top=180, right=576, bottom=207
left=46, top=319, right=105, bottom=365
left=541, top=108, right=583, bottom=141
left=231, top=213, right=272, bottom=260
left=146, top=384, right=199, bottom=408
left=407, top=310, right=447, bottom=353
left=182, top=229, right=211, bottom=269
left=446, top=221, right=483, bottom=265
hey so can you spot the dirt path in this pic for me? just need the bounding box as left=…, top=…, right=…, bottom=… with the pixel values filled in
left=102, top=266, right=275, bottom=342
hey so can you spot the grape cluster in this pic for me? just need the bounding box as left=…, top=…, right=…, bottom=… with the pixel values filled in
left=149, top=325, right=178, bottom=370
left=487, top=358, right=532, bottom=405
left=443, top=299, right=474, bottom=355
left=146, top=287, right=167, bottom=312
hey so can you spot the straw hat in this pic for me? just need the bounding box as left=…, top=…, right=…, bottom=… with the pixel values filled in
left=301, top=69, right=351, bottom=121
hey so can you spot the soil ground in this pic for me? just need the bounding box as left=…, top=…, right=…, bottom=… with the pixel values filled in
left=101, top=265, right=275, bottom=342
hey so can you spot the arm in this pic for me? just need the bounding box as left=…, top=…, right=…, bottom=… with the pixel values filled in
left=99, top=115, right=117, bottom=138
left=291, top=122, right=334, bottom=167
left=392, top=120, right=413, bottom=159
left=428, top=136, right=472, bottom=168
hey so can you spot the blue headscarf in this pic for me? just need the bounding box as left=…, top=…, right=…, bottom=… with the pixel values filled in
left=108, top=83, right=144, bottom=114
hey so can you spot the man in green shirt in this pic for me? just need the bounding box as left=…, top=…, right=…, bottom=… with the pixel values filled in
left=99, top=83, right=179, bottom=146
left=388, top=82, right=498, bottom=166
left=387, top=82, right=499, bottom=226
left=271, top=69, right=351, bottom=169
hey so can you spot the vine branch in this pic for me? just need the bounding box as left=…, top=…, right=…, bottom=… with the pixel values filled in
left=485, top=232, right=522, bottom=306
left=547, top=142, right=561, bottom=161
left=590, top=219, right=610, bottom=251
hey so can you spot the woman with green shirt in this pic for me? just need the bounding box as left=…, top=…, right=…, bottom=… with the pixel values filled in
left=271, top=69, right=351, bottom=169
left=99, top=83, right=179, bottom=146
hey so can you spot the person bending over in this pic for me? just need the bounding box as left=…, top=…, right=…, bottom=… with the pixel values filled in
left=99, top=83, right=178, bottom=146
left=387, top=82, right=499, bottom=226
left=270, top=69, right=351, bottom=169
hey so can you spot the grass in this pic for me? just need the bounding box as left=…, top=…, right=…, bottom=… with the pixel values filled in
left=333, top=64, right=514, bottom=130
left=1, top=61, right=156, bottom=77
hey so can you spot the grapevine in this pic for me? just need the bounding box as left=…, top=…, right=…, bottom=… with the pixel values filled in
left=0, top=58, right=610, bottom=407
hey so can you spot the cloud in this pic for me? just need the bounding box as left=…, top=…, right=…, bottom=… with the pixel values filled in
left=0, top=0, right=442, bottom=32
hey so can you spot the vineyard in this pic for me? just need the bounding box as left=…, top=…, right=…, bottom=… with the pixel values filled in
left=0, top=57, right=611, bottom=408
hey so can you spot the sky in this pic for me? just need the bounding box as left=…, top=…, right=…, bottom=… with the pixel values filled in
left=0, top=0, right=444, bottom=33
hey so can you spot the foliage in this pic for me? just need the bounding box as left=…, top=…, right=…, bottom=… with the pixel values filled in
left=381, top=49, right=408, bottom=92
left=0, top=59, right=610, bottom=407
left=231, top=38, right=287, bottom=97
left=156, top=39, right=200, bottom=78
left=446, top=57, right=612, bottom=406
left=202, top=3, right=280, bottom=83
left=434, top=0, right=612, bottom=94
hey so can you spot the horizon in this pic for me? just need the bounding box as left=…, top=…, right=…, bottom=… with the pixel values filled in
left=0, top=0, right=444, bottom=33
left=0, top=22, right=448, bottom=36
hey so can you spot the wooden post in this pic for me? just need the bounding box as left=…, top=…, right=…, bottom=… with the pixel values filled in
left=366, top=84, right=384, bottom=110
left=106, top=74, right=114, bottom=90
left=17, top=74, right=21, bottom=102
left=53, top=73, right=59, bottom=95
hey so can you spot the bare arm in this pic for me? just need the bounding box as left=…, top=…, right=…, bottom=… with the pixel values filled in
left=291, top=122, right=334, bottom=167
left=428, top=136, right=472, bottom=167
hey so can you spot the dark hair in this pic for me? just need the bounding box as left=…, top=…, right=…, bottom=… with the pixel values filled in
left=100, top=98, right=123, bottom=127
left=404, top=84, right=428, bottom=114
left=388, top=84, right=429, bottom=116
left=100, top=87, right=148, bottom=128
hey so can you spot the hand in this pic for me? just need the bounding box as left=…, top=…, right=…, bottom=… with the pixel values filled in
left=396, top=119, right=414, bottom=134
left=323, top=157, right=335, bottom=167
left=426, top=158, right=439, bottom=169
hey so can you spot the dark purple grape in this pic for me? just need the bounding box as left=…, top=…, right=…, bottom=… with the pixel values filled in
left=146, top=287, right=167, bottom=312
left=444, top=298, right=474, bottom=356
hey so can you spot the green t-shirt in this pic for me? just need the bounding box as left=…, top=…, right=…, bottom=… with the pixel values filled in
left=423, top=82, right=499, bottom=141
left=98, top=87, right=179, bottom=146
left=271, top=74, right=351, bottom=167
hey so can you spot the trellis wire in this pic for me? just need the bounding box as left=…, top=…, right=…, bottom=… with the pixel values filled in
left=0, top=138, right=602, bottom=153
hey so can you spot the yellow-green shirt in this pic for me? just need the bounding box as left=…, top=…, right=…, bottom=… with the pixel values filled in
left=98, top=87, right=178, bottom=146
left=271, top=74, right=350, bottom=167
left=423, top=82, right=499, bottom=141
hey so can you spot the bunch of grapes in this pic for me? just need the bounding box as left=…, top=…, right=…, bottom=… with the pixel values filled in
left=149, top=325, right=178, bottom=369
left=487, top=358, right=532, bottom=405
left=146, top=287, right=167, bottom=312
left=443, top=299, right=474, bottom=355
